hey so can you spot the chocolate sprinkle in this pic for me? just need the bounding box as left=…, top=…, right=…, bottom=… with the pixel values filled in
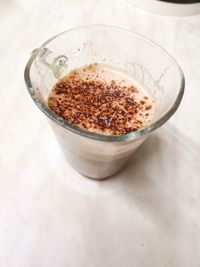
left=47, top=65, right=153, bottom=136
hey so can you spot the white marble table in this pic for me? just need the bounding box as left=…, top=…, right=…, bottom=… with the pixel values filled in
left=0, top=0, right=200, bottom=266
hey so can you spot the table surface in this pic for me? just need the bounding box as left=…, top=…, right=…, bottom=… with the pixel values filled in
left=1, top=0, right=200, bottom=266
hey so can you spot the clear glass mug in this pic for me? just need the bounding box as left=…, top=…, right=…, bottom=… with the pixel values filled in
left=24, top=25, right=184, bottom=179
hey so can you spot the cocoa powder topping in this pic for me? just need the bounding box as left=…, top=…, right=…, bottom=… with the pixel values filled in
left=47, top=64, right=154, bottom=136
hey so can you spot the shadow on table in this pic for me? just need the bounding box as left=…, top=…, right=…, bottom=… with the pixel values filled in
left=101, top=126, right=187, bottom=233
left=63, top=123, right=196, bottom=238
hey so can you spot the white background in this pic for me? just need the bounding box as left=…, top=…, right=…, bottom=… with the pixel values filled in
left=0, top=0, right=200, bottom=266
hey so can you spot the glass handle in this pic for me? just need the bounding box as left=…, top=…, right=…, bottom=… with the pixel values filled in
left=32, top=48, right=68, bottom=79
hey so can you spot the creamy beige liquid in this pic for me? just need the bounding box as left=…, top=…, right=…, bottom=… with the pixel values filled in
left=48, top=63, right=155, bottom=136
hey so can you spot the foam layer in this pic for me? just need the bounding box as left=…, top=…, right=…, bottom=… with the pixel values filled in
left=48, top=63, right=155, bottom=136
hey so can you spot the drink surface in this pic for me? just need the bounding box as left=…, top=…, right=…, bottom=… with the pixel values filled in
left=48, top=63, right=155, bottom=136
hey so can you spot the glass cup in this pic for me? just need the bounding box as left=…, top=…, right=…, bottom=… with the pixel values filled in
left=24, top=25, right=184, bottom=179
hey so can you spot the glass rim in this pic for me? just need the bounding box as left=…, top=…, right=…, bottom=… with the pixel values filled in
left=24, top=24, right=185, bottom=142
